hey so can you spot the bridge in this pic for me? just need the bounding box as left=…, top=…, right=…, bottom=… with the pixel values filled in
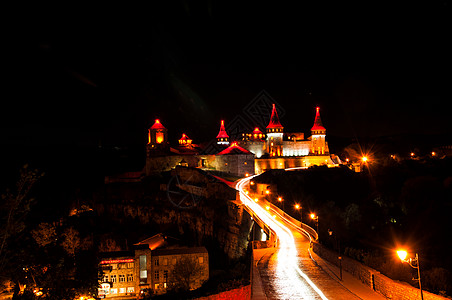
left=236, top=174, right=386, bottom=300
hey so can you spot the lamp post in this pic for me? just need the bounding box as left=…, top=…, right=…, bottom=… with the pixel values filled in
left=328, top=229, right=342, bottom=281
left=397, top=250, right=424, bottom=300
left=295, top=204, right=302, bottom=224
left=310, top=213, right=319, bottom=239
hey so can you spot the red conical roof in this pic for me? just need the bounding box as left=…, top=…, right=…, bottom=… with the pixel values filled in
left=150, top=119, right=166, bottom=130
left=179, top=133, right=191, bottom=141
left=216, top=120, right=229, bottom=139
left=252, top=127, right=263, bottom=134
left=266, top=104, right=283, bottom=129
left=311, top=107, right=326, bottom=131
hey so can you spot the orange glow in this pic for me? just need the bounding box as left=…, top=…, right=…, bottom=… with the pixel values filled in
left=250, top=181, right=254, bottom=185
left=411, top=152, right=415, bottom=156
left=266, top=206, right=270, bottom=210
left=148, top=129, right=151, bottom=144
left=156, top=132, right=164, bottom=143
left=361, top=156, right=368, bottom=163
left=278, top=197, right=282, bottom=202
left=254, top=198, right=258, bottom=202
left=310, top=213, right=317, bottom=220
left=431, top=151, right=436, bottom=156
left=245, top=173, right=249, bottom=177
left=245, top=190, right=249, bottom=195
left=295, top=204, right=300, bottom=209
left=100, top=258, right=134, bottom=264
left=397, top=250, right=408, bottom=261
left=265, top=190, right=270, bottom=194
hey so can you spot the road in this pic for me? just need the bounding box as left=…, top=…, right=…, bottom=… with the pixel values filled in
left=236, top=175, right=362, bottom=300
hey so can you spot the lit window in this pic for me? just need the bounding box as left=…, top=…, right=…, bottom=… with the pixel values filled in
left=127, top=287, right=134, bottom=293
left=111, top=275, right=117, bottom=283
left=119, top=287, right=126, bottom=293
left=119, top=275, right=125, bottom=282
left=140, top=270, right=147, bottom=279
left=155, top=283, right=159, bottom=289
left=154, top=270, right=159, bottom=280
left=103, top=275, right=109, bottom=282
left=156, top=132, right=164, bottom=144
left=199, top=257, right=204, bottom=264
left=127, top=274, right=133, bottom=282
left=163, top=258, right=168, bottom=266
left=110, top=288, right=117, bottom=294
left=164, top=282, right=167, bottom=288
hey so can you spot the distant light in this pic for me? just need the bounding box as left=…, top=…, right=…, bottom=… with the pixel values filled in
left=254, top=198, right=258, bottom=202
left=361, top=156, right=368, bottom=163
left=266, top=206, right=270, bottom=211
left=431, top=152, right=436, bottom=156
left=310, top=213, right=317, bottom=220
left=295, top=204, right=300, bottom=210
left=410, top=152, right=415, bottom=157
left=278, top=197, right=282, bottom=202
left=245, top=173, right=249, bottom=177
left=265, top=190, right=270, bottom=194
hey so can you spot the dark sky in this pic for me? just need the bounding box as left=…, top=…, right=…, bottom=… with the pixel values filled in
left=2, top=2, right=451, bottom=147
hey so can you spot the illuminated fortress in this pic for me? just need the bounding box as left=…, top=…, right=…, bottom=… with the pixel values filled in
left=145, top=105, right=335, bottom=176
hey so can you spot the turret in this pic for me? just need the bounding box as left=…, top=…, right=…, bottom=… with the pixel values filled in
left=148, top=119, right=169, bottom=150
left=310, top=107, right=328, bottom=155
left=266, top=104, right=284, bottom=156
left=216, top=120, right=229, bottom=145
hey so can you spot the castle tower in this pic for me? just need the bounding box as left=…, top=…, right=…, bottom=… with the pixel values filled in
left=148, top=119, right=169, bottom=150
left=266, top=104, right=284, bottom=156
left=310, top=107, right=328, bottom=155
left=216, top=120, right=229, bottom=145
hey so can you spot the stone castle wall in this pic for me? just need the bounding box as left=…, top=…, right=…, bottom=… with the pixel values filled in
left=312, top=243, right=448, bottom=300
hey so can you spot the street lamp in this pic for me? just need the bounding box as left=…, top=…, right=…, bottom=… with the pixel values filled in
left=361, top=156, right=368, bottom=163
left=278, top=197, right=284, bottom=211
left=397, top=250, right=424, bottom=300
left=310, top=213, right=319, bottom=238
left=294, top=204, right=302, bottom=224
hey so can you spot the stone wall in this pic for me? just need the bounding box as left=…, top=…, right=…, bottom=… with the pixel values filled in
left=312, top=243, right=449, bottom=300
left=194, top=285, right=251, bottom=300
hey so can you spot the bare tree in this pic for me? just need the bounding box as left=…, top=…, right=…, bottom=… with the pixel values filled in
left=0, top=164, right=43, bottom=273
left=170, top=256, right=203, bottom=291
left=31, top=222, right=57, bottom=248
left=61, top=227, right=80, bottom=257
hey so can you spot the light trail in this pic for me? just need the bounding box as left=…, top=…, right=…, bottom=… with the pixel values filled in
left=237, top=175, right=329, bottom=300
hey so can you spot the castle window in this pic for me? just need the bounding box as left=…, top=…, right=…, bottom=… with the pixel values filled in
left=156, top=132, right=164, bottom=144
left=127, top=274, right=134, bottom=282
left=119, top=275, right=125, bottom=282
left=154, top=259, right=159, bottom=266
left=111, top=275, right=117, bottom=283
left=154, top=270, right=159, bottom=280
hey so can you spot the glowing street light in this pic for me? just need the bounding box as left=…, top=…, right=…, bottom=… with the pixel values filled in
left=361, top=156, right=368, bottom=163
left=254, top=198, right=259, bottom=202
left=396, top=249, right=424, bottom=300
left=294, top=204, right=302, bottom=224
left=311, top=213, right=319, bottom=238
left=278, top=196, right=284, bottom=211
left=265, top=190, right=270, bottom=195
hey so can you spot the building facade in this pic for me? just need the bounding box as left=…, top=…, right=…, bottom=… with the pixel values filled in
left=98, top=235, right=209, bottom=299
left=144, top=104, right=335, bottom=177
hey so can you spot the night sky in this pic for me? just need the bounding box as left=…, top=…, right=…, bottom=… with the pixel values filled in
left=2, top=2, right=451, bottom=148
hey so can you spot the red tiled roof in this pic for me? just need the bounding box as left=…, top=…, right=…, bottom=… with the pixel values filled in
left=311, top=107, right=326, bottom=131
left=266, top=104, right=283, bottom=129
left=150, top=119, right=166, bottom=130
left=217, top=142, right=253, bottom=155
left=252, top=127, right=263, bottom=134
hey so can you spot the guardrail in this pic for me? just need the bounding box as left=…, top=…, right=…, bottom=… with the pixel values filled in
left=260, top=197, right=318, bottom=241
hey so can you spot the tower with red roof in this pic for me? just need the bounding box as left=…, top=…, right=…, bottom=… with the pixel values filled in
left=310, top=107, right=328, bottom=155
left=216, top=120, right=229, bottom=145
left=148, top=119, right=169, bottom=150
left=266, top=104, right=284, bottom=156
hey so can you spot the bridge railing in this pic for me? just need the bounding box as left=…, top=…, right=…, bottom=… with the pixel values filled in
left=262, top=198, right=318, bottom=241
